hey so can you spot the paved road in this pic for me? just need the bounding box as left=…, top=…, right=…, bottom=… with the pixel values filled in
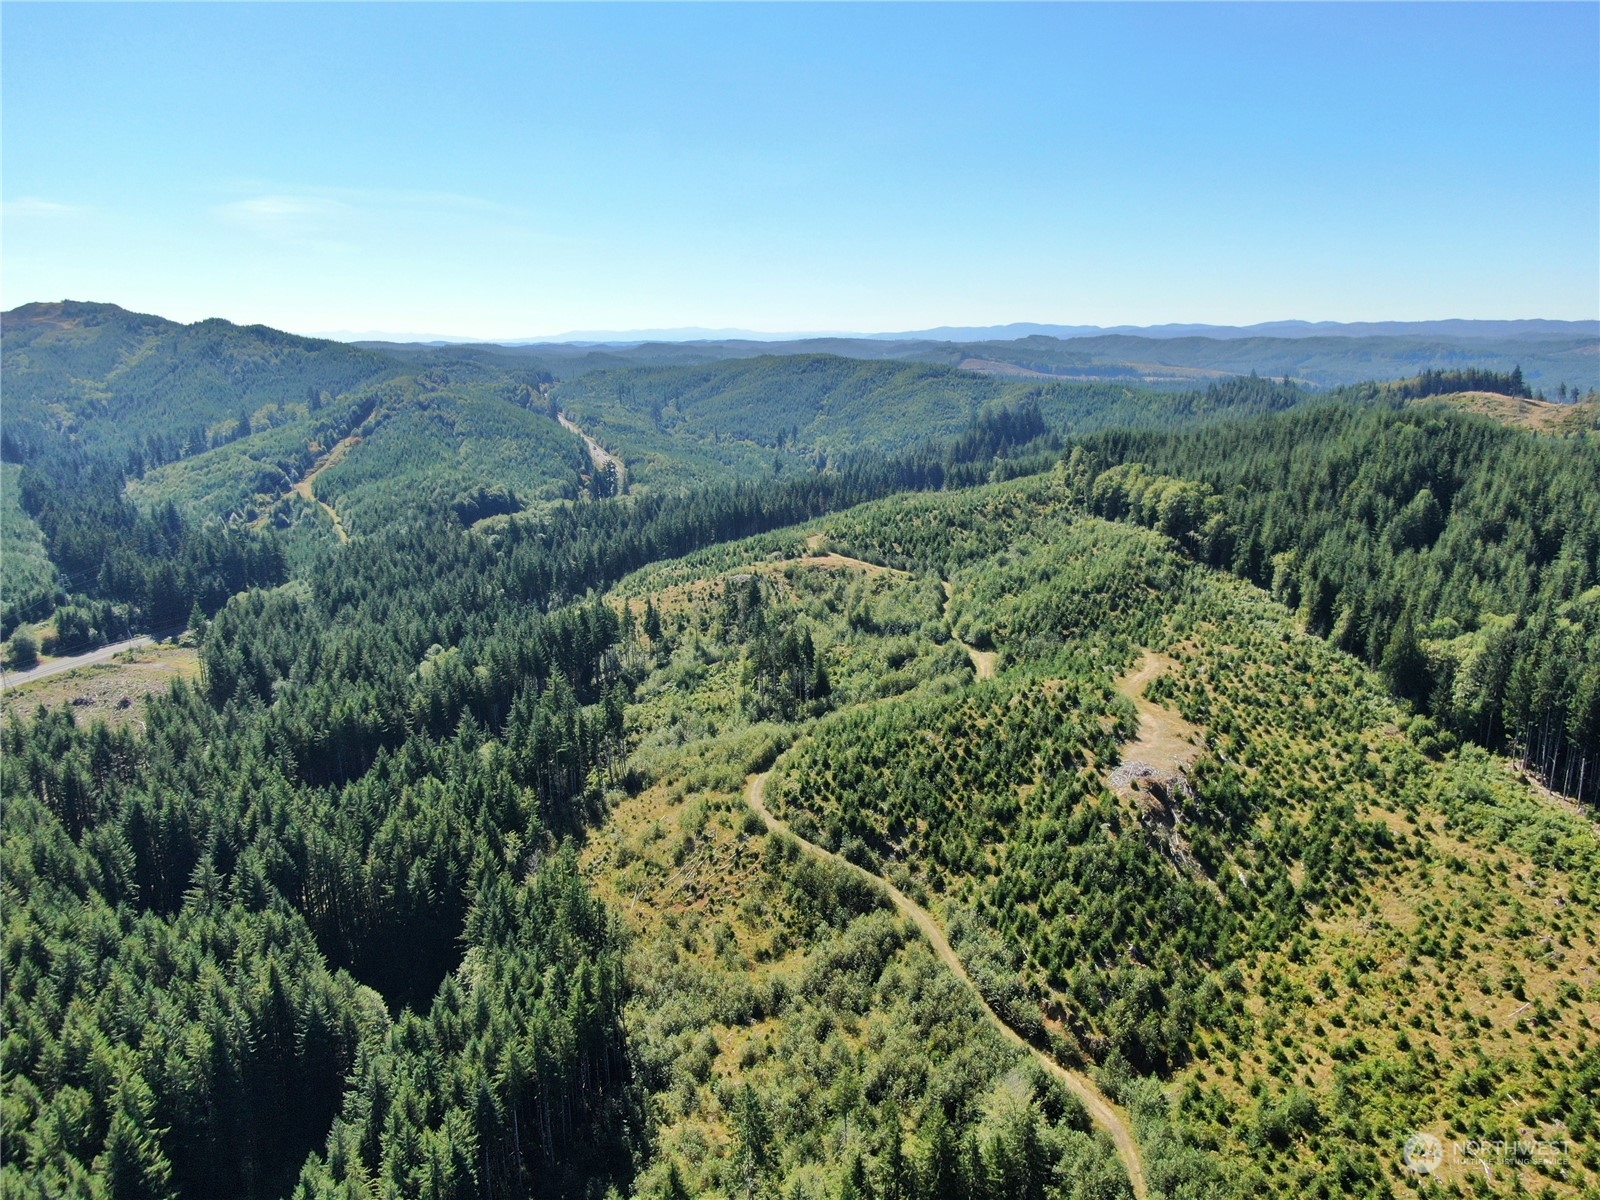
left=0, top=635, right=155, bottom=691
left=744, top=771, right=1149, bottom=1199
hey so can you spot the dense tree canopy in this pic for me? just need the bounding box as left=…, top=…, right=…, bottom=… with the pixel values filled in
left=4, top=322, right=1598, bottom=1199
left=1071, top=401, right=1600, bottom=803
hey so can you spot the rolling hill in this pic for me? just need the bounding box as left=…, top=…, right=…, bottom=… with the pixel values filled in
left=1, top=301, right=397, bottom=462
left=363, top=327, right=1600, bottom=395
left=2, top=300, right=1598, bottom=1200
left=592, top=471, right=1599, bottom=1197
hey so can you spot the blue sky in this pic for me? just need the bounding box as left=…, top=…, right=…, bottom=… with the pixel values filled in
left=3, top=3, right=1596, bottom=339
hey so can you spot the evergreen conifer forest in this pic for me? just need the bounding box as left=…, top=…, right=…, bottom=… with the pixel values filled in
left=3, top=301, right=1599, bottom=1200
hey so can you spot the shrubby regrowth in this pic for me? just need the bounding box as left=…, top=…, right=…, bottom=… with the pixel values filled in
left=3, top=313, right=1596, bottom=1199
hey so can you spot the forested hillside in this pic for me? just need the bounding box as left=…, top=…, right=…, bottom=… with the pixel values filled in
left=2, top=309, right=593, bottom=638
left=4, top=302, right=1599, bottom=1200
left=601, top=474, right=1598, bottom=1197
left=553, top=356, right=1308, bottom=491
left=0, top=463, right=56, bottom=635
left=0, top=304, right=1307, bottom=644
left=941, top=332, right=1599, bottom=394
left=2, top=513, right=649, bottom=1198
left=132, top=372, right=593, bottom=536
left=1065, top=399, right=1600, bottom=804
left=555, top=356, right=1025, bottom=473
left=0, top=398, right=1088, bottom=1199
left=1, top=302, right=396, bottom=465
left=362, top=326, right=1600, bottom=395
left=7, top=455, right=287, bottom=648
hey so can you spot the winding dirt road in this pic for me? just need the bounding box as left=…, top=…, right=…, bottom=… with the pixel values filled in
left=942, top=579, right=998, bottom=679
left=292, top=433, right=359, bottom=544
left=558, top=412, right=626, bottom=491
left=744, top=771, right=1148, bottom=1199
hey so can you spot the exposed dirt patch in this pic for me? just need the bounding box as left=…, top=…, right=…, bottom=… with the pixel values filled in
left=1111, top=651, right=1203, bottom=785
left=292, top=433, right=361, bottom=543
left=1, top=643, right=199, bottom=731
left=965, top=644, right=998, bottom=679
left=956, top=357, right=1070, bottom=379
left=1415, top=391, right=1598, bottom=435
left=799, top=533, right=908, bottom=577
left=790, top=551, right=905, bottom=578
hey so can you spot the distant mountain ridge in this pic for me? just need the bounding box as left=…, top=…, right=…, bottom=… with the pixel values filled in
left=9, top=300, right=1592, bottom=349
left=367, top=328, right=1597, bottom=394
left=7, top=300, right=1597, bottom=406
left=879, top=318, right=1600, bottom=343
left=323, top=317, right=1599, bottom=346
left=1, top=300, right=396, bottom=460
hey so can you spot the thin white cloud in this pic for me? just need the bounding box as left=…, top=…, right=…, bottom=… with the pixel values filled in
left=213, top=193, right=357, bottom=248
left=2, top=196, right=91, bottom=218
left=368, top=188, right=525, bottom=219
left=209, top=185, right=540, bottom=256
left=227, top=196, right=347, bottom=221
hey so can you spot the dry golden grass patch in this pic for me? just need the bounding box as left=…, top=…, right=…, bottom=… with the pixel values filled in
left=1, top=643, right=199, bottom=731
left=1415, top=391, right=1599, bottom=435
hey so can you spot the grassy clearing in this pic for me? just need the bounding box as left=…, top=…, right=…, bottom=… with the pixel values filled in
left=1414, top=392, right=1599, bottom=436
left=1, top=642, right=200, bottom=731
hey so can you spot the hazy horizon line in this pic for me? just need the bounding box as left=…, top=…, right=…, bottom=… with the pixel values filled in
left=8, top=299, right=1598, bottom=349
left=309, top=316, right=1600, bottom=348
